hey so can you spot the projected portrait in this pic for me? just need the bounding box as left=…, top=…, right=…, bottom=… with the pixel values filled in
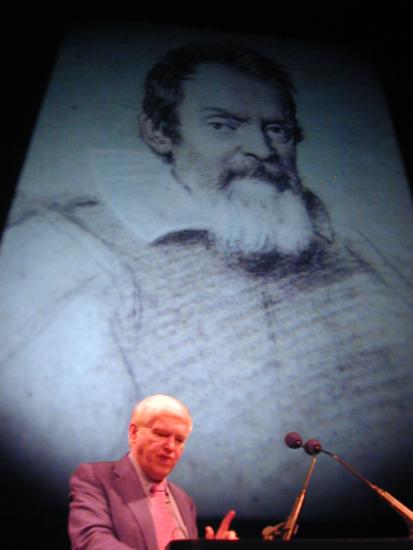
left=0, top=26, right=412, bottom=524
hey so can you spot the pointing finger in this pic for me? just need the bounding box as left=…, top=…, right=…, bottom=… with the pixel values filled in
left=217, top=510, right=236, bottom=535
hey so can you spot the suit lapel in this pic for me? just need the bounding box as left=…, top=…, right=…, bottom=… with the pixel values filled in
left=113, top=455, right=158, bottom=550
left=169, top=483, right=196, bottom=539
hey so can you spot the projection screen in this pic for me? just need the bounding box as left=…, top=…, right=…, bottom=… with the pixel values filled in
left=1, top=21, right=412, bottom=527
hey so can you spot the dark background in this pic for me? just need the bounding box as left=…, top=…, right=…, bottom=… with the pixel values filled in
left=2, top=6, right=412, bottom=548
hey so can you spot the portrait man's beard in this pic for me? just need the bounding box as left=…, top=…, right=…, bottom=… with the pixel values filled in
left=203, top=165, right=315, bottom=258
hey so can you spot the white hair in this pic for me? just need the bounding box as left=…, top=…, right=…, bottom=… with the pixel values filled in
left=130, top=394, right=193, bottom=433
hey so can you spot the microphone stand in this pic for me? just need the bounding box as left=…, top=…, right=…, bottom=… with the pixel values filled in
left=321, top=448, right=413, bottom=536
left=263, top=455, right=318, bottom=541
left=282, top=455, right=318, bottom=540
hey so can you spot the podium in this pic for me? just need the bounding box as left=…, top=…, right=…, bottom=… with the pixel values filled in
left=170, top=540, right=412, bottom=549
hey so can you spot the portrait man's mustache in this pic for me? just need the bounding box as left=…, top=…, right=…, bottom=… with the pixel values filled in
left=217, top=156, right=295, bottom=192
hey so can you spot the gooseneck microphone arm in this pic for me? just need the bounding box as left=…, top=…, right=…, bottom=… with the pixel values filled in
left=262, top=433, right=318, bottom=541
left=277, top=433, right=413, bottom=539
left=321, top=447, right=413, bottom=528
left=281, top=454, right=318, bottom=541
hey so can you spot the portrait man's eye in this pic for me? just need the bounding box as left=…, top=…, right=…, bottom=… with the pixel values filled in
left=265, top=123, right=292, bottom=143
left=207, top=118, right=239, bottom=132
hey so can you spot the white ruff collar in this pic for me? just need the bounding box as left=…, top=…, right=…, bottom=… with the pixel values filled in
left=91, top=148, right=209, bottom=243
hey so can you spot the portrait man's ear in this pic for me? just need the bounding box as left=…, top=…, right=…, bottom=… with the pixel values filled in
left=139, top=113, right=173, bottom=156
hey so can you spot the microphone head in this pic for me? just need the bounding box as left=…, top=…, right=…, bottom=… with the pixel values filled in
left=285, top=432, right=303, bottom=449
left=304, top=439, right=322, bottom=455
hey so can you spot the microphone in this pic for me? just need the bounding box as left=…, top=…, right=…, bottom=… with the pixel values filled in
left=304, top=439, right=322, bottom=455
left=262, top=432, right=317, bottom=541
left=285, top=434, right=322, bottom=455
left=311, top=439, right=413, bottom=532
left=285, top=432, right=304, bottom=449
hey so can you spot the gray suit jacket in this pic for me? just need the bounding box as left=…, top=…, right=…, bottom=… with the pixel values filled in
left=68, top=455, right=198, bottom=550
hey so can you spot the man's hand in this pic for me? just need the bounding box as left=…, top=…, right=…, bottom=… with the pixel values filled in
left=205, top=510, right=238, bottom=540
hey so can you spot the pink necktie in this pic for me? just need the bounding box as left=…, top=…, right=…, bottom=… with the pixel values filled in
left=150, top=483, right=180, bottom=550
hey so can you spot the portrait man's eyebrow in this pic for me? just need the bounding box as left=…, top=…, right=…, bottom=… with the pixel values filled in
left=0, top=27, right=412, bottom=537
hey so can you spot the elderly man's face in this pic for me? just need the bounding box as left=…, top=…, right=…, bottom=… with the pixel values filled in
left=171, top=63, right=298, bottom=197
left=142, top=61, right=315, bottom=256
left=130, top=414, right=191, bottom=481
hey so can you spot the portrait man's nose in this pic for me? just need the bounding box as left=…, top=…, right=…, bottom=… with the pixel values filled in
left=241, top=125, right=274, bottom=160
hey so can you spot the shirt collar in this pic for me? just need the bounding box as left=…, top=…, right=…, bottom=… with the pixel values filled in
left=128, top=452, right=168, bottom=496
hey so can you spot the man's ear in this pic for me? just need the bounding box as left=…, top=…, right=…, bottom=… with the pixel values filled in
left=129, top=422, right=138, bottom=444
left=139, top=114, right=174, bottom=155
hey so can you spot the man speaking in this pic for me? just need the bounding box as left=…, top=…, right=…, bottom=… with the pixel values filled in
left=68, top=395, right=237, bottom=549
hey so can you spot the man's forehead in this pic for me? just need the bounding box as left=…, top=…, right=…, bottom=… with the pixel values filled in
left=150, top=412, right=191, bottom=428
left=181, top=62, right=291, bottom=117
